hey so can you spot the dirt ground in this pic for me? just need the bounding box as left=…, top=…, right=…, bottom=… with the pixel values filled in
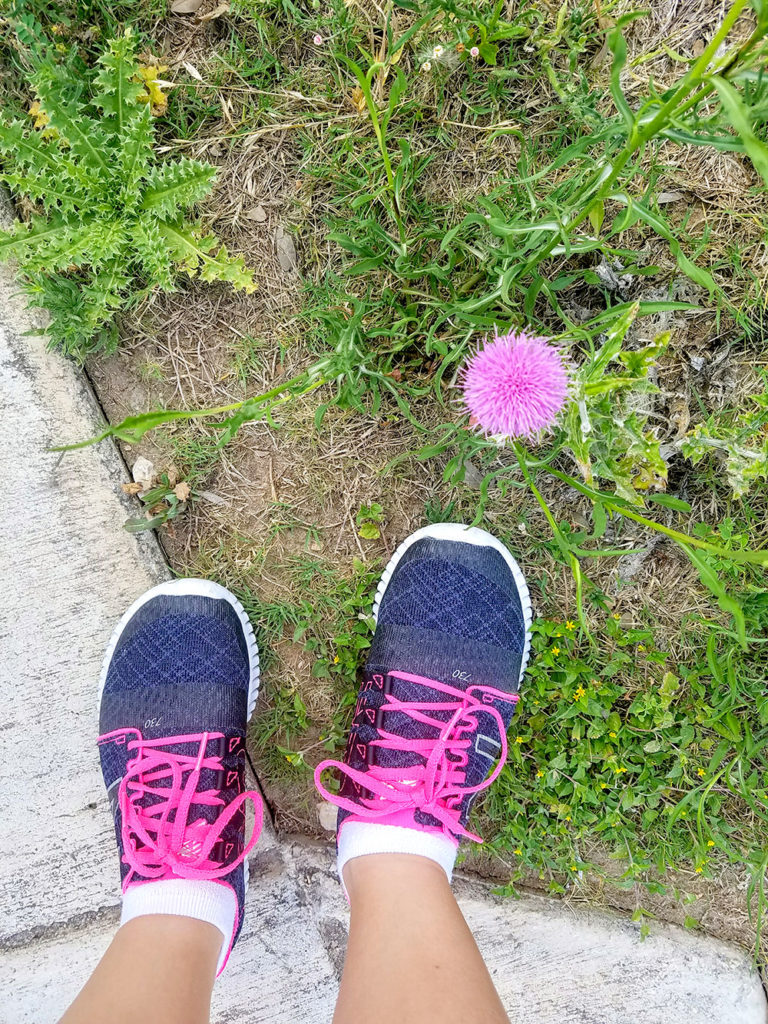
left=80, top=0, right=768, bottom=960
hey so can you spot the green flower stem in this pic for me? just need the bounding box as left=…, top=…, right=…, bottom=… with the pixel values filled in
left=545, top=466, right=768, bottom=567
left=513, top=442, right=590, bottom=636
left=54, top=370, right=328, bottom=451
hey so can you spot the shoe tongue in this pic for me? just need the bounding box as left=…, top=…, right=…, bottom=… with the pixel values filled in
left=373, top=674, right=454, bottom=771
left=133, top=734, right=232, bottom=829
left=99, top=682, right=247, bottom=739
left=373, top=673, right=512, bottom=793
left=367, top=621, right=523, bottom=693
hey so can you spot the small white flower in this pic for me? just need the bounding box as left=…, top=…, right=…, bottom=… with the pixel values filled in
left=433, top=44, right=444, bottom=58
left=313, top=34, right=323, bottom=45
left=470, top=46, right=480, bottom=58
left=421, top=60, right=432, bottom=72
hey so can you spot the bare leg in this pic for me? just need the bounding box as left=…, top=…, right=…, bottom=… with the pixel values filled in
left=334, top=854, right=510, bottom=1024
left=59, top=916, right=220, bottom=1024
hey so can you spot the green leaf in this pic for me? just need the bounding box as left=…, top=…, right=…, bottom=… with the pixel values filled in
left=583, top=302, right=639, bottom=382
left=93, top=30, right=146, bottom=138
left=710, top=75, right=768, bottom=186
left=31, top=63, right=110, bottom=174
left=588, top=199, right=605, bottom=235
left=156, top=221, right=257, bottom=293
left=358, top=522, right=381, bottom=540
left=0, top=215, right=81, bottom=260
left=589, top=502, right=607, bottom=540
left=118, top=102, right=154, bottom=202
left=609, top=192, right=716, bottom=294
left=479, top=42, right=498, bottom=65
left=681, top=544, right=747, bottom=647
left=140, top=158, right=217, bottom=218
left=607, top=26, right=634, bottom=130
left=648, top=494, right=692, bottom=512
left=386, top=67, right=407, bottom=121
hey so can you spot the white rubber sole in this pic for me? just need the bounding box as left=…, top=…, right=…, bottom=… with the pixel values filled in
left=372, top=523, right=533, bottom=683
left=97, top=578, right=260, bottom=719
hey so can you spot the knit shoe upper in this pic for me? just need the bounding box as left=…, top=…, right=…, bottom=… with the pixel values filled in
left=315, top=525, right=532, bottom=850
left=97, top=581, right=262, bottom=972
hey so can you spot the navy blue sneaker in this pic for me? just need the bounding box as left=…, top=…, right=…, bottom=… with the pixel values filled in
left=315, top=524, right=532, bottom=877
left=97, top=579, right=262, bottom=973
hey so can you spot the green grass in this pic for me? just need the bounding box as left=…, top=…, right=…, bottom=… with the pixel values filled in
left=4, top=0, right=768, bottom=951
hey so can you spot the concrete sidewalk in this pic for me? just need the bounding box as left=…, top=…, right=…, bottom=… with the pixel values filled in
left=1, top=213, right=766, bottom=1023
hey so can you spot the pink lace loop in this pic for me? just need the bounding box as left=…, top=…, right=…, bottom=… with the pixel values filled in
left=315, top=671, right=515, bottom=843
left=98, top=729, right=263, bottom=888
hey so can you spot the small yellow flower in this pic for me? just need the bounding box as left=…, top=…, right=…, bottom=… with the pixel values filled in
left=612, top=612, right=621, bottom=620
left=534, top=700, right=540, bottom=706
left=600, top=782, right=608, bottom=789
left=637, top=644, right=646, bottom=651
left=614, top=765, right=627, bottom=774
left=707, top=840, right=715, bottom=847
left=609, top=731, right=617, bottom=738
left=333, top=655, right=340, bottom=664
left=565, top=815, right=571, bottom=821
left=570, top=864, right=578, bottom=871
left=514, top=848, right=522, bottom=855
left=565, top=620, right=575, bottom=631
left=680, top=810, right=687, bottom=818
left=573, top=685, right=586, bottom=701
left=697, top=768, right=706, bottom=777
left=551, top=646, right=560, bottom=656
left=555, top=632, right=562, bottom=638
left=695, top=867, right=703, bottom=873
left=536, top=770, right=544, bottom=778
left=515, top=736, right=524, bottom=744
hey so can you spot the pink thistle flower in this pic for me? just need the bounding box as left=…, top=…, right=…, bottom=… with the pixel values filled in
left=461, top=328, right=570, bottom=440
left=470, top=45, right=480, bottom=58
left=313, top=34, right=323, bottom=45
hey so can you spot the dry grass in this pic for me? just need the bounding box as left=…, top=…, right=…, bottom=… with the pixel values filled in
left=77, top=0, right=768, bottom=951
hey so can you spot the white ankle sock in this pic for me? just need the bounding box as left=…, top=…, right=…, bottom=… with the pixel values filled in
left=121, top=879, right=237, bottom=974
left=337, top=821, right=458, bottom=884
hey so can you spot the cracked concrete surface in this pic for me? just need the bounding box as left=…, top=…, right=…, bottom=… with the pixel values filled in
left=1, top=206, right=767, bottom=1022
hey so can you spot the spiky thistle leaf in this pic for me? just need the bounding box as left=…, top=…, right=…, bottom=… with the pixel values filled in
left=156, top=221, right=257, bottom=293
left=92, top=30, right=146, bottom=139
left=30, top=62, right=110, bottom=176
left=140, top=158, right=217, bottom=219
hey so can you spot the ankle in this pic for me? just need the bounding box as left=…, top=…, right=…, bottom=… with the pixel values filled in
left=118, top=914, right=222, bottom=967
left=343, top=851, right=452, bottom=902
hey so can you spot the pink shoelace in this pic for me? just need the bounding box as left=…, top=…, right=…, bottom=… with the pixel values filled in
left=314, top=670, right=517, bottom=842
left=98, top=728, right=263, bottom=887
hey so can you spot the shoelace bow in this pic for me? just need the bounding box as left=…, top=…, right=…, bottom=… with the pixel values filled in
left=315, top=673, right=515, bottom=842
left=99, top=729, right=262, bottom=886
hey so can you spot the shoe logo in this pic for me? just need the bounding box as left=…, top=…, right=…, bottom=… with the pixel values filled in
left=475, top=733, right=502, bottom=762
left=106, top=778, right=120, bottom=820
